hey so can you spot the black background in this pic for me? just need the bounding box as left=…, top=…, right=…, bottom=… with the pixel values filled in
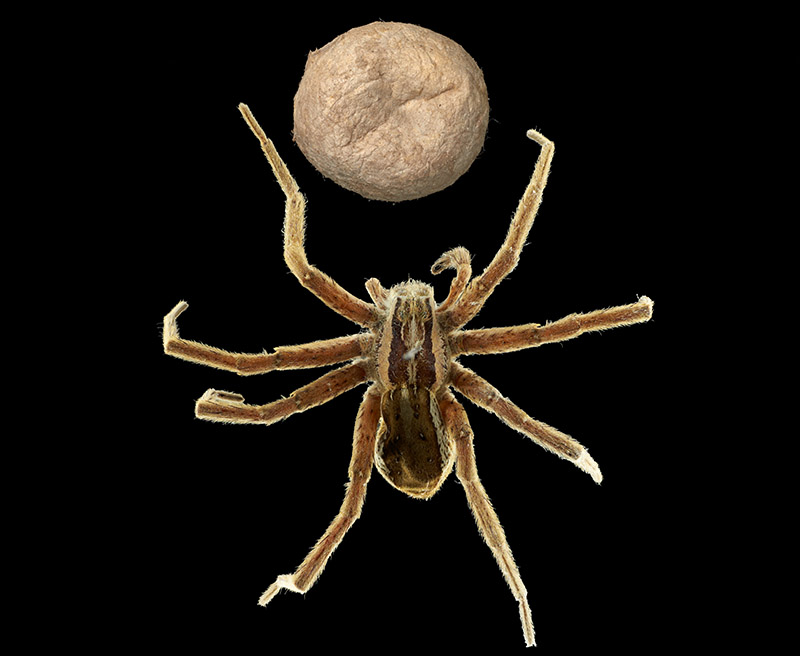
left=90, top=6, right=681, bottom=653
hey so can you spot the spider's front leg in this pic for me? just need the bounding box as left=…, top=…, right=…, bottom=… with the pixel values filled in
left=439, top=390, right=536, bottom=647
left=259, top=384, right=382, bottom=604
left=238, top=104, right=377, bottom=327
left=441, top=130, right=554, bottom=330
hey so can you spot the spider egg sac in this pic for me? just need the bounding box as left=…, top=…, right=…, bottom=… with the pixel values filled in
left=293, top=22, right=489, bottom=202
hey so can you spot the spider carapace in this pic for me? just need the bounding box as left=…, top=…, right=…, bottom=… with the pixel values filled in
left=163, top=103, right=653, bottom=647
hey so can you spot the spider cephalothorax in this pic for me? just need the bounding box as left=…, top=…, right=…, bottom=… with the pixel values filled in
left=373, top=281, right=454, bottom=499
left=163, top=104, right=653, bottom=647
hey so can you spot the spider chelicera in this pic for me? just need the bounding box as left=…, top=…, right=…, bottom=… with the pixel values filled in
left=163, top=103, right=653, bottom=647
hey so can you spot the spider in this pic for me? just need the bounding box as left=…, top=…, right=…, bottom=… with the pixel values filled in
left=162, top=103, right=653, bottom=647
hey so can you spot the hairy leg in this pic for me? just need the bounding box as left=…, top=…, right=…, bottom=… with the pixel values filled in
left=259, top=384, right=382, bottom=604
left=441, top=130, right=554, bottom=330
left=239, top=104, right=377, bottom=327
left=195, top=361, right=367, bottom=424
left=451, top=296, right=653, bottom=356
left=439, top=390, right=535, bottom=647
left=163, top=301, right=369, bottom=375
left=364, top=278, right=389, bottom=309
left=432, top=246, right=472, bottom=312
left=449, top=363, right=602, bottom=483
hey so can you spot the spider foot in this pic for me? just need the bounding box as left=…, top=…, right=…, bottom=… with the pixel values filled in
left=520, top=600, right=536, bottom=647
left=525, top=128, right=552, bottom=148
left=432, top=247, right=472, bottom=312
left=166, top=300, right=189, bottom=321
left=258, top=574, right=301, bottom=606
left=199, top=388, right=246, bottom=404
left=576, top=449, right=603, bottom=484
left=163, top=300, right=189, bottom=348
left=195, top=389, right=258, bottom=422
left=431, top=246, right=471, bottom=275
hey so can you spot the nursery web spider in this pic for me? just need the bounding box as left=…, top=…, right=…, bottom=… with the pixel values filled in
left=163, top=103, right=653, bottom=647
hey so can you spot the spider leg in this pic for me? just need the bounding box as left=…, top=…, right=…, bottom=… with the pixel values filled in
left=441, top=130, right=554, bottom=330
left=163, top=301, right=369, bottom=375
left=452, top=296, right=653, bottom=356
left=239, top=104, right=377, bottom=327
left=450, top=362, right=602, bottom=483
left=259, top=384, right=381, bottom=604
left=439, top=390, right=535, bottom=647
left=195, top=361, right=367, bottom=424
left=364, top=278, right=389, bottom=309
left=431, top=246, right=472, bottom=312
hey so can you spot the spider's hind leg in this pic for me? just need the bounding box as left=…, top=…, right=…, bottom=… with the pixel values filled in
left=439, top=390, right=536, bottom=647
left=450, top=362, right=602, bottom=483
left=259, top=384, right=382, bottom=604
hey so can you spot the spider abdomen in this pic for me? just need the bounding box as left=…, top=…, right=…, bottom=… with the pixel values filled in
left=375, top=386, right=454, bottom=499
